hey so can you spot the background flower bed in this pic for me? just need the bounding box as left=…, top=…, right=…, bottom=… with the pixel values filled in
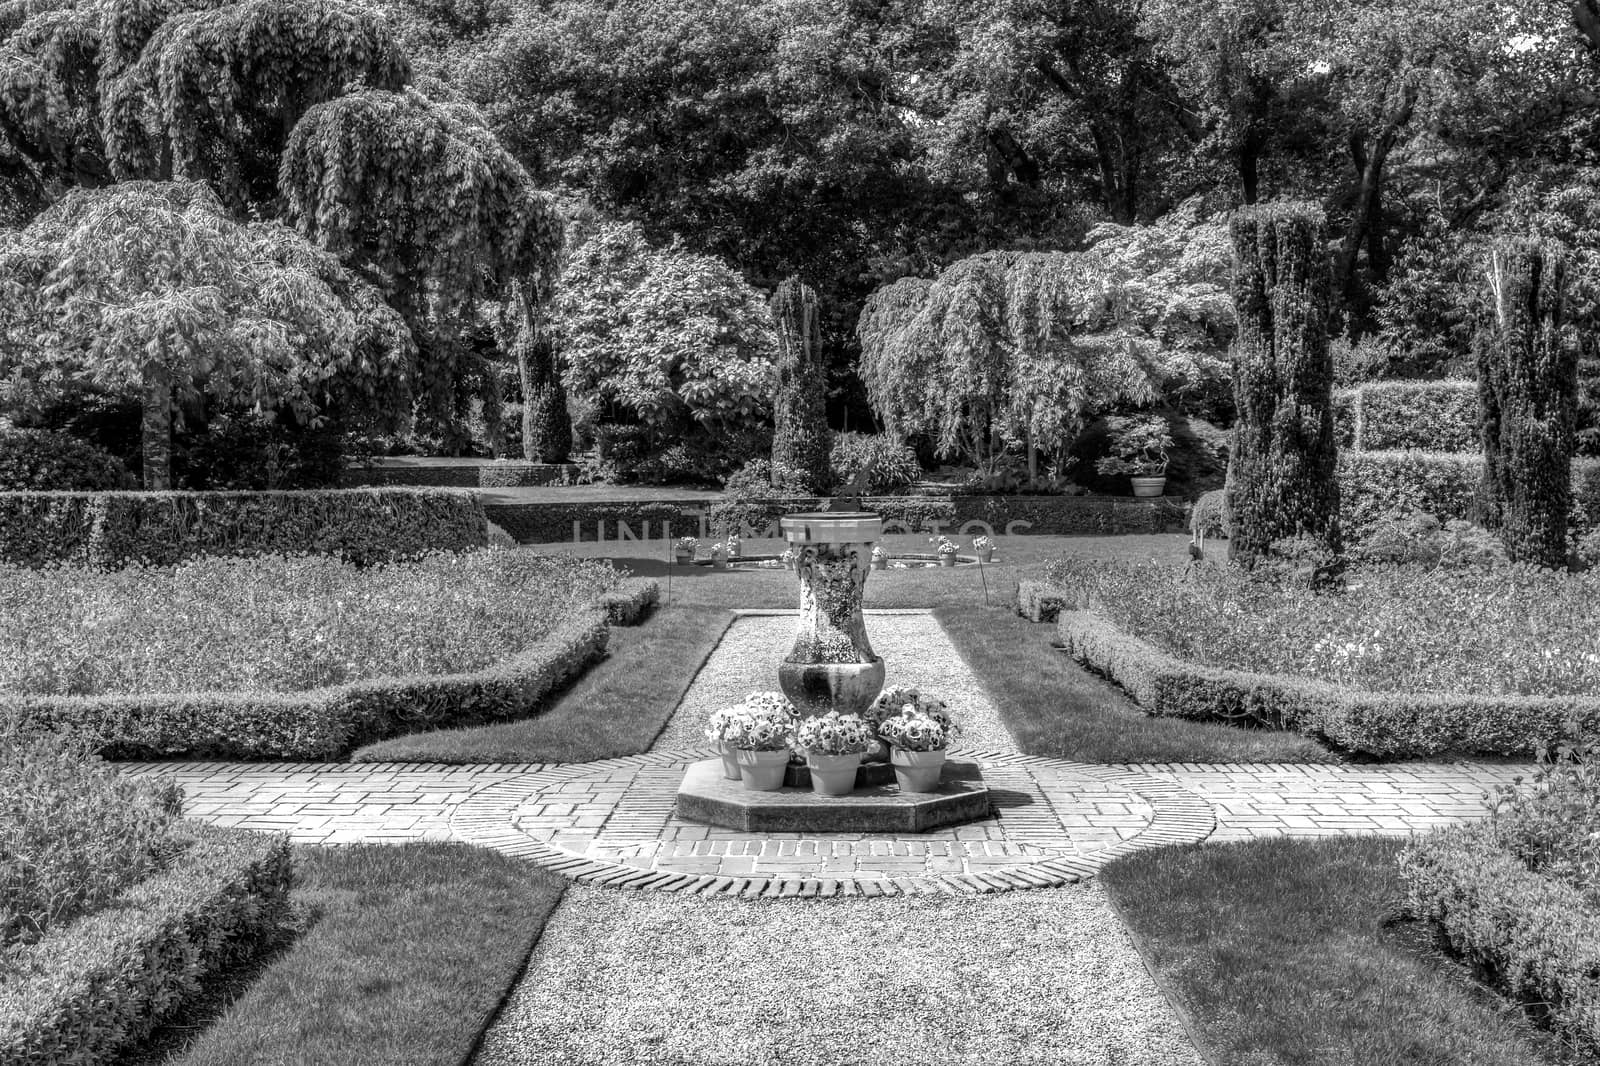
left=1, top=552, right=619, bottom=697
left=1046, top=557, right=1600, bottom=698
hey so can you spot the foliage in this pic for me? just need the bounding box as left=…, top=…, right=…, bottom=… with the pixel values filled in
left=707, top=458, right=808, bottom=539
left=1336, top=379, right=1478, bottom=452
left=877, top=711, right=955, bottom=753
left=794, top=711, right=873, bottom=756
left=1094, top=414, right=1173, bottom=477
left=0, top=181, right=412, bottom=488
left=553, top=221, right=777, bottom=480
left=717, top=695, right=794, bottom=751
left=0, top=428, right=129, bottom=490
left=829, top=433, right=920, bottom=495
left=0, top=824, right=292, bottom=1066
left=1045, top=555, right=1600, bottom=699
left=1226, top=201, right=1341, bottom=565
left=0, top=551, right=618, bottom=697
left=0, top=487, right=488, bottom=569
left=1350, top=512, right=1508, bottom=571
left=769, top=276, right=831, bottom=494
left=1488, top=724, right=1600, bottom=904
left=1476, top=237, right=1580, bottom=569
left=0, top=723, right=183, bottom=952
left=172, top=411, right=345, bottom=490
left=1190, top=488, right=1230, bottom=539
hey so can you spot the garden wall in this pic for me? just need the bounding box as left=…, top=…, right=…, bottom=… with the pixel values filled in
left=0, top=824, right=293, bottom=1066
left=0, top=488, right=488, bottom=568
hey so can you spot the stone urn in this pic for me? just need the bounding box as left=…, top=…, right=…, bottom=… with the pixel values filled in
left=777, top=512, right=885, bottom=718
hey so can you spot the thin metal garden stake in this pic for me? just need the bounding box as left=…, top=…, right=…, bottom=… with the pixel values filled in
left=665, top=543, right=673, bottom=605
left=977, top=554, right=990, bottom=606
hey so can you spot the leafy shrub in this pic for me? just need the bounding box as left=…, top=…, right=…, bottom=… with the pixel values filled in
left=1, top=724, right=184, bottom=951
left=707, top=458, right=810, bottom=536
left=173, top=411, right=345, bottom=490
left=1350, top=512, right=1508, bottom=570
left=1486, top=726, right=1600, bottom=903
left=0, top=823, right=292, bottom=1066
left=829, top=432, right=920, bottom=494
left=0, top=488, right=488, bottom=569
left=1334, top=380, right=1478, bottom=453
left=0, top=429, right=130, bottom=491
left=1044, top=556, right=1600, bottom=698
left=1190, top=488, right=1229, bottom=539
left=0, top=552, right=619, bottom=697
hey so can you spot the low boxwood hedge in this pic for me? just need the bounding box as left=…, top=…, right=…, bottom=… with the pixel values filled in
left=0, top=488, right=488, bottom=568
left=951, top=494, right=1187, bottom=535
left=1335, top=380, right=1479, bottom=452
left=0, top=823, right=293, bottom=1066
left=1055, top=608, right=1600, bottom=757
left=599, top=578, right=660, bottom=626
left=4, top=609, right=610, bottom=760
left=1401, top=824, right=1600, bottom=1054
left=1015, top=578, right=1071, bottom=623
left=477, top=461, right=579, bottom=488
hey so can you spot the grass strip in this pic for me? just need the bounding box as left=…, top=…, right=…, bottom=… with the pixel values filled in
left=351, top=605, right=734, bottom=764
left=1101, top=836, right=1595, bottom=1066
left=936, top=605, right=1337, bottom=764
left=125, top=843, right=565, bottom=1066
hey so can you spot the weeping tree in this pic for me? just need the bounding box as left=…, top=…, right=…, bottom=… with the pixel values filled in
left=1225, top=201, right=1341, bottom=567
left=0, top=181, right=411, bottom=488
left=857, top=251, right=1161, bottom=475
left=1476, top=237, right=1579, bottom=568
left=769, top=275, right=831, bottom=492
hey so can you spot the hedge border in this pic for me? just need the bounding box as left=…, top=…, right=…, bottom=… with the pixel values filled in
left=0, top=824, right=293, bottom=1066
left=1402, top=824, right=1600, bottom=1053
left=340, top=464, right=481, bottom=488
left=1334, top=379, right=1479, bottom=452
left=4, top=609, right=611, bottom=760
left=1016, top=578, right=1070, bottom=623
left=477, top=462, right=580, bottom=489
left=599, top=578, right=660, bottom=626
left=1054, top=608, right=1600, bottom=758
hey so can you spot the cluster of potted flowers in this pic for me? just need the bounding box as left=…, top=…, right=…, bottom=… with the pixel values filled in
left=705, top=685, right=959, bottom=796
left=972, top=534, right=994, bottom=563
left=933, top=536, right=958, bottom=567
left=673, top=535, right=699, bottom=563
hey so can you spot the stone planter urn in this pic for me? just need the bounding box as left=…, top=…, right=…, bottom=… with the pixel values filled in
left=777, top=512, right=885, bottom=719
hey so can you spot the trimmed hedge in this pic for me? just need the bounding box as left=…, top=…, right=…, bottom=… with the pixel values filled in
left=0, top=488, right=489, bottom=568
left=477, top=461, right=579, bottom=489
left=1015, top=578, right=1070, bottom=623
left=3, top=609, right=610, bottom=760
left=0, top=823, right=293, bottom=1066
left=1055, top=608, right=1600, bottom=757
left=1338, top=451, right=1600, bottom=541
left=486, top=500, right=697, bottom=544
left=950, top=494, right=1186, bottom=535
left=1334, top=380, right=1479, bottom=452
left=340, top=463, right=481, bottom=488
left=1401, top=825, right=1600, bottom=1054
left=599, top=578, right=660, bottom=626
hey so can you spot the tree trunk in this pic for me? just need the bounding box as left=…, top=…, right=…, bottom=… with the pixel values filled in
left=1335, top=82, right=1417, bottom=333
left=141, top=364, right=173, bottom=490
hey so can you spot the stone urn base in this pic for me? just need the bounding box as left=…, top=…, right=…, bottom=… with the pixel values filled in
left=778, top=658, right=885, bottom=719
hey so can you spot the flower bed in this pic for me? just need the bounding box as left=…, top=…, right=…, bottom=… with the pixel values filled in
left=0, top=823, right=293, bottom=1066
left=0, top=488, right=488, bottom=568
left=1401, top=739, right=1600, bottom=1053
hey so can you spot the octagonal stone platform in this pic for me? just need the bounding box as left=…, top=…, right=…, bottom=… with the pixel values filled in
left=676, top=758, right=992, bottom=833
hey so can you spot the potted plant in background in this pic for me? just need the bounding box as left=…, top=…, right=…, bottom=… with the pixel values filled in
left=794, top=712, right=874, bottom=796
left=972, top=534, right=994, bottom=563
left=704, top=706, right=752, bottom=779
left=725, top=531, right=741, bottom=559
left=709, top=541, right=728, bottom=568
left=870, top=687, right=958, bottom=792
left=871, top=544, right=887, bottom=571
left=722, top=698, right=795, bottom=791
left=934, top=536, right=958, bottom=567
left=1095, top=414, right=1173, bottom=497
left=674, top=535, right=698, bottom=563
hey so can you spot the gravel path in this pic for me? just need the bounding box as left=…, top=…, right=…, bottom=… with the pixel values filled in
left=651, top=611, right=1020, bottom=752
left=473, top=882, right=1204, bottom=1066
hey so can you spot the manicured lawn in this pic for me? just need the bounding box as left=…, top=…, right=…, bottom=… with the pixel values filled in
left=124, top=843, right=565, bottom=1066
left=350, top=605, right=734, bottom=763
left=938, top=605, right=1339, bottom=763
left=1101, top=836, right=1595, bottom=1066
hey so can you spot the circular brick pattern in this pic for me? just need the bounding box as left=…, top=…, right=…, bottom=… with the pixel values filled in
left=448, top=749, right=1215, bottom=898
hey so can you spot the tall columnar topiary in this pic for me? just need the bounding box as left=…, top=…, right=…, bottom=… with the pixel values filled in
left=1476, top=237, right=1578, bottom=568
left=1225, top=202, right=1341, bottom=566
left=504, top=281, right=571, bottom=463
left=769, top=276, right=831, bottom=493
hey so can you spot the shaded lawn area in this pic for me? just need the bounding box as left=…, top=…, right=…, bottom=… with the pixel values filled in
left=936, top=604, right=1338, bottom=764
left=351, top=605, right=733, bottom=764
left=1102, top=836, right=1596, bottom=1066
left=126, top=843, right=564, bottom=1066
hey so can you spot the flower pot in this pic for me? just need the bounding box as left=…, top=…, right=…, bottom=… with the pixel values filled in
left=938, top=554, right=956, bottom=568
left=718, top=742, right=741, bottom=780
left=977, top=547, right=994, bottom=563
left=806, top=752, right=862, bottom=796
left=891, top=748, right=947, bottom=793
left=1130, top=476, right=1167, bottom=498
left=735, top=748, right=790, bottom=791
left=674, top=551, right=692, bottom=564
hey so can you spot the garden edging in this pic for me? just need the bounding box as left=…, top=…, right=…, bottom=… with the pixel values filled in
left=1055, top=608, right=1600, bottom=757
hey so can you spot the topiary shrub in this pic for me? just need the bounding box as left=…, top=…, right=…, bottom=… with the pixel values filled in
left=1335, top=380, right=1478, bottom=452
left=769, top=276, right=832, bottom=494
left=0, top=429, right=131, bottom=491
left=1476, top=237, right=1580, bottom=569
left=829, top=433, right=920, bottom=495
left=1226, top=201, right=1341, bottom=567
left=1190, top=488, right=1230, bottom=539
